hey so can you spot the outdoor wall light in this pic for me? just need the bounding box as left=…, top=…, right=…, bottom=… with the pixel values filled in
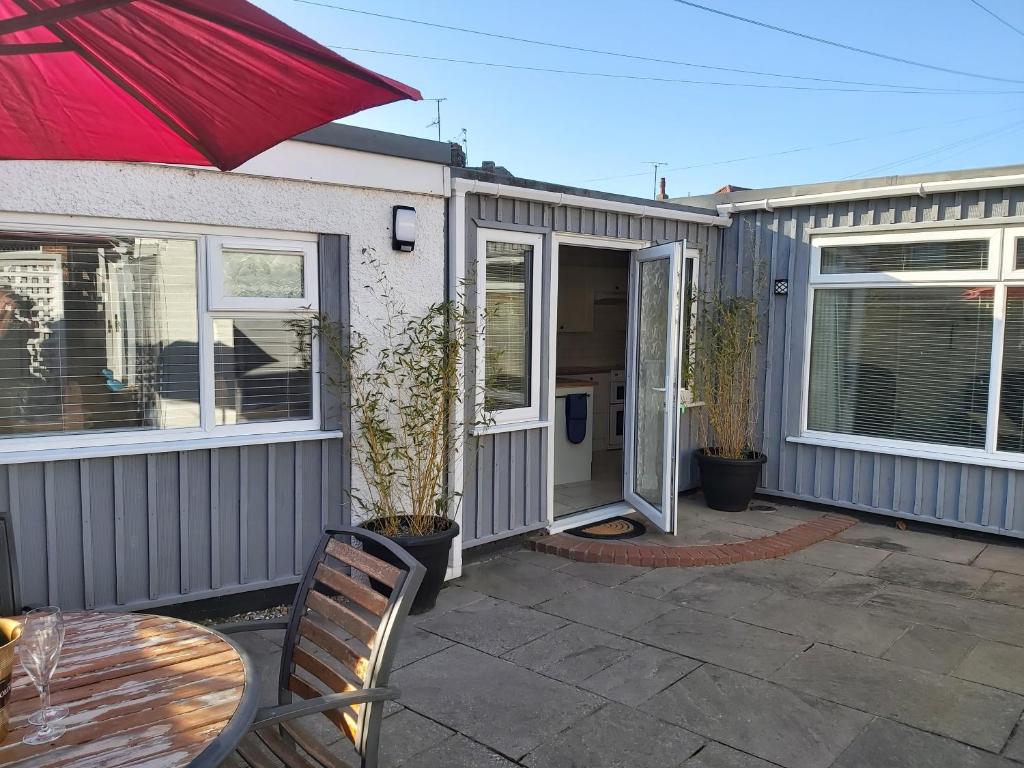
left=392, top=205, right=416, bottom=252
left=774, top=279, right=789, bottom=296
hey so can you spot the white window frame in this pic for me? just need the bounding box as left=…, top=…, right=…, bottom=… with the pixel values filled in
left=796, top=225, right=1024, bottom=469
left=1004, top=226, right=1024, bottom=280
left=207, top=236, right=318, bottom=312
left=0, top=219, right=324, bottom=456
left=475, top=228, right=544, bottom=426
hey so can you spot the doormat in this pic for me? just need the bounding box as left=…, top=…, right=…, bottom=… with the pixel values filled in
left=567, top=516, right=646, bottom=540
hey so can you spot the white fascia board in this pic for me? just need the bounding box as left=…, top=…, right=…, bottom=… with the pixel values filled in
left=231, top=140, right=448, bottom=197
left=453, top=177, right=731, bottom=227
left=717, top=173, right=1024, bottom=214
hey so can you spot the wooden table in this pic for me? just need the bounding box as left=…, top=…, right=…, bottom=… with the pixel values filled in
left=0, top=612, right=259, bottom=768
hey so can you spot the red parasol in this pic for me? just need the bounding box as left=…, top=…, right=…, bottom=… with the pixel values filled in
left=0, top=0, right=421, bottom=170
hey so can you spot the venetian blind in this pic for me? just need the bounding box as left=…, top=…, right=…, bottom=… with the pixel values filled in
left=213, top=318, right=312, bottom=425
left=484, top=241, right=532, bottom=411
left=0, top=234, right=199, bottom=437
left=807, top=286, right=993, bottom=448
left=820, top=240, right=989, bottom=274
left=998, top=286, right=1024, bottom=452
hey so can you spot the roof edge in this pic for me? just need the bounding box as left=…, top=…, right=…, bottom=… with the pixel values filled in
left=674, top=162, right=1024, bottom=209
left=293, top=122, right=452, bottom=165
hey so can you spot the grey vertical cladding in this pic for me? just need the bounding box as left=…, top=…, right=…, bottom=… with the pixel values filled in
left=724, top=185, right=1024, bottom=536
left=2, top=437, right=343, bottom=611
left=461, top=194, right=717, bottom=546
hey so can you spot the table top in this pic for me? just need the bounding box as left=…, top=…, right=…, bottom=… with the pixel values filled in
left=0, top=611, right=259, bottom=768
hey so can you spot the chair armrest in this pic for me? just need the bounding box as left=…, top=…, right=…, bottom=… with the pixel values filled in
left=250, top=687, right=399, bottom=730
left=212, top=619, right=290, bottom=635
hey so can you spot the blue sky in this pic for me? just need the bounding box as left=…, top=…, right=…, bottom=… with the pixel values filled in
left=256, top=0, right=1024, bottom=198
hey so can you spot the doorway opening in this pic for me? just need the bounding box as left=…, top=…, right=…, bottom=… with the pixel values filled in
left=552, top=245, right=630, bottom=520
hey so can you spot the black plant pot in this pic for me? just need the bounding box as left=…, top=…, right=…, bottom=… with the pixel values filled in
left=696, top=448, right=767, bottom=512
left=360, top=517, right=459, bottom=614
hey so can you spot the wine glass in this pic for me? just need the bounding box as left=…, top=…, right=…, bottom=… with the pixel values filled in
left=20, top=607, right=67, bottom=746
left=26, top=607, right=68, bottom=727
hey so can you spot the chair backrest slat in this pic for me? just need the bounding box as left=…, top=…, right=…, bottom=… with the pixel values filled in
left=298, top=615, right=367, bottom=682
left=276, top=526, right=425, bottom=768
left=306, top=589, right=378, bottom=648
left=292, top=645, right=357, bottom=695
left=314, top=562, right=389, bottom=617
left=325, top=539, right=402, bottom=589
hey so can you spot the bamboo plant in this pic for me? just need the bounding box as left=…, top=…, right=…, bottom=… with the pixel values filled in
left=689, top=288, right=763, bottom=460
left=306, top=250, right=485, bottom=538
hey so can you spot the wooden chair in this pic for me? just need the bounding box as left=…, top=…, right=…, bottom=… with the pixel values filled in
left=216, top=526, right=425, bottom=768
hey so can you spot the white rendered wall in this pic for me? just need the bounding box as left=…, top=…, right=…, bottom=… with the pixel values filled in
left=0, top=150, right=447, bottom=522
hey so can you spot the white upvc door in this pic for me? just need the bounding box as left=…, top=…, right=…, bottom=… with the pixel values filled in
left=623, top=241, right=686, bottom=533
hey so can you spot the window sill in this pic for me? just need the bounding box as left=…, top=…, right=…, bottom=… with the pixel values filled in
left=0, top=430, right=343, bottom=466
left=787, top=433, right=1024, bottom=472
left=471, top=420, right=552, bottom=436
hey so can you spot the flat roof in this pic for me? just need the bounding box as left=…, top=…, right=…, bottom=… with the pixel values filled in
left=293, top=122, right=452, bottom=165
left=452, top=166, right=720, bottom=218
left=674, top=162, right=1024, bottom=208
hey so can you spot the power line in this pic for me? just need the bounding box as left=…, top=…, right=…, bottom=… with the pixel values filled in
left=844, top=118, right=1024, bottom=178
left=966, top=0, right=1024, bottom=38
left=580, top=106, right=1024, bottom=183
left=330, top=46, right=1024, bottom=96
left=293, top=0, right=1005, bottom=94
left=668, top=0, right=1024, bottom=85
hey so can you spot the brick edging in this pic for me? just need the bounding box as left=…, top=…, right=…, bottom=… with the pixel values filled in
left=528, top=514, right=858, bottom=568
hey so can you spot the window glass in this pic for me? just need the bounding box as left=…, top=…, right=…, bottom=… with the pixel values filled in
left=808, top=286, right=992, bottom=448
left=222, top=248, right=304, bottom=298
left=820, top=240, right=988, bottom=274
left=998, top=288, right=1024, bottom=452
left=213, top=318, right=312, bottom=425
left=483, top=241, right=532, bottom=411
left=1016, top=238, right=1024, bottom=271
left=0, top=234, right=199, bottom=437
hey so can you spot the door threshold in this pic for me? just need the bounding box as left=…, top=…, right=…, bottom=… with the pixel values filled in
left=550, top=502, right=631, bottom=534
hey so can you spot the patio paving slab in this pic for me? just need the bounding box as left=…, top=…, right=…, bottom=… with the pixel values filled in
left=772, top=644, right=1024, bottom=751
left=786, top=539, right=892, bottom=575
left=579, top=645, right=701, bottom=707
left=661, top=574, right=775, bottom=617
left=882, top=624, right=978, bottom=674
left=628, top=605, right=809, bottom=677
left=831, top=717, right=1016, bottom=768
left=408, top=584, right=486, bottom=621
left=398, top=734, right=519, bottom=768
left=974, top=542, right=1024, bottom=575
left=416, top=596, right=566, bottom=656
left=1002, top=716, right=1024, bottom=762
left=557, top=560, right=651, bottom=586
left=682, top=743, right=778, bottom=768
left=375, top=709, right=454, bottom=767
left=837, top=521, right=987, bottom=564
left=501, top=622, right=640, bottom=684
left=617, top=565, right=710, bottom=599
left=708, top=559, right=835, bottom=596
left=392, top=624, right=454, bottom=669
left=804, top=571, right=883, bottom=605
left=734, top=592, right=909, bottom=656
left=643, top=664, right=871, bottom=768
left=456, top=557, right=589, bottom=606
left=391, top=644, right=604, bottom=760
left=537, top=583, right=675, bottom=635
left=955, top=640, right=1024, bottom=696
left=978, top=570, right=1024, bottom=608
left=523, top=702, right=704, bottom=768
left=864, top=584, right=1024, bottom=647
left=504, top=549, right=571, bottom=570
left=870, top=552, right=992, bottom=596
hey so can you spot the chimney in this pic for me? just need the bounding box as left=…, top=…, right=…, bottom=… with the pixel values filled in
left=481, top=161, right=496, bottom=172
left=656, top=177, right=668, bottom=200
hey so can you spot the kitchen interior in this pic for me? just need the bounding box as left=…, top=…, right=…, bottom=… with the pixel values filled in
left=554, top=245, right=629, bottom=519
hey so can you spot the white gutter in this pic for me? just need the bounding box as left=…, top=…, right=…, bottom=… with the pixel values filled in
left=716, top=172, right=1024, bottom=214
left=453, top=177, right=732, bottom=227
